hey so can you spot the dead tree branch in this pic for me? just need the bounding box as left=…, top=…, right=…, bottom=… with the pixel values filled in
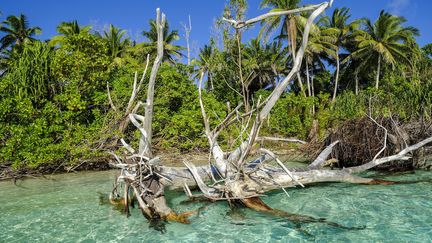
left=344, top=136, right=432, bottom=174
left=308, top=141, right=339, bottom=169
left=257, top=136, right=307, bottom=144
left=222, top=2, right=332, bottom=29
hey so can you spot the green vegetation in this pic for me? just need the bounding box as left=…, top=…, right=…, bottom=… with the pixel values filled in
left=0, top=1, right=431, bottom=171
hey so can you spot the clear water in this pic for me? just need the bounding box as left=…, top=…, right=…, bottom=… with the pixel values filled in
left=0, top=169, right=431, bottom=242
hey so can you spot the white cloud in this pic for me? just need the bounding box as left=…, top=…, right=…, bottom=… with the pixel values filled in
left=388, top=0, right=410, bottom=15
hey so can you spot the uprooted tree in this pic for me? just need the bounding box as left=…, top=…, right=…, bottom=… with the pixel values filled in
left=107, top=1, right=432, bottom=226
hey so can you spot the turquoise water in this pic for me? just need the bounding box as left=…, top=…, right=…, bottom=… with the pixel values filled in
left=0, top=170, right=431, bottom=242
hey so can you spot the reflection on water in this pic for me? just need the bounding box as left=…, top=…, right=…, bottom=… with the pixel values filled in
left=0, top=169, right=431, bottom=242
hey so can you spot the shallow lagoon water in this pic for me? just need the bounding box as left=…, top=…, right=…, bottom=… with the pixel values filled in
left=0, top=169, right=431, bottom=242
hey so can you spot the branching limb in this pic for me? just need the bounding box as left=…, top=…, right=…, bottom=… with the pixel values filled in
left=213, top=102, right=243, bottom=138
left=344, top=136, right=432, bottom=174
left=237, top=97, right=263, bottom=167
left=126, top=55, right=150, bottom=114
left=222, top=3, right=328, bottom=29
left=198, top=71, right=238, bottom=177
left=369, top=116, right=388, bottom=161
left=257, top=2, right=331, bottom=122
left=259, top=148, right=304, bottom=188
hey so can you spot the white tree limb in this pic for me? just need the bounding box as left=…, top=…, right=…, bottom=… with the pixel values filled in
left=259, top=148, right=304, bottom=187
left=106, top=81, right=117, bottom=111
left=369, top=116, right=388, bottom=162
left=344, top=136, right=432, bottom=174
left=222, top=3, right=324, bottom=29
left=120, top=138, right=135, bottom=154
left=308, top=140, right=339, bottom=169
left=143, top=8, right=165, bottom=157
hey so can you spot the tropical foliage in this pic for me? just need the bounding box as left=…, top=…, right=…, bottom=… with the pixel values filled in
left=97, top=24, right=130, bottom=60
left=0, top=2, right=431, bottom=171
left=346, top=10, right=419, bottom=89
left=0, top=14, right=41, bottom=51
left=141, top=19, right=183, bottom=64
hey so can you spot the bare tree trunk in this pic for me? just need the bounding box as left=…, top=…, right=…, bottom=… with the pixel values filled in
left=156, top=135, right=432, bottom=191
left=182, top=15, right=192, bottom=65
left=187, top=15, right=192, bottom=65
left=108, top=9, right=195, bottom=223
left=375, top=55, right=381, bottom=89
left=332, top=51, right=340, bottom=102
left=143, top=13, right=165, bottom=156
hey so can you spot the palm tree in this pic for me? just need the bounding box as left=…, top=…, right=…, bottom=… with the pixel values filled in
left=192, top=44, right=215, bottom=90
left=0, top=14, right=41, bottom=51
left=321, top=7, right=360, bottom=101
left=57, top=20, right=91, bottom=36
left=348, top=11, right=419, bottom=89
left=259, top=0, right=307, bottom=95
left=259, top=0, right=301, bottom=47
left=418, top=44, right=432, bottom=80
left=243, top=38, right=286, bottom=92
left=293, top=19, right=336, bottom=114
left=302, top=27, right=336, bottom=98
left=50, top=20, right=91, bottom=46
left=142, top=19, right=183, bottom=64
left=423, top=44, right=432, bottom=59
left=97, top=24, right=130, bottom=59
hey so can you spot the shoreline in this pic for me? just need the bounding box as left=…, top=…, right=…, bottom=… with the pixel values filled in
left=0, top=148, right=307, bottom=182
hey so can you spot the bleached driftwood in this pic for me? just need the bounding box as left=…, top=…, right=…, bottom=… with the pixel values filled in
left=172, top=1, right=346, bottom=206
left=108, top=1, right=432, bottom=226
left=108, top=9, right=191, bottom=222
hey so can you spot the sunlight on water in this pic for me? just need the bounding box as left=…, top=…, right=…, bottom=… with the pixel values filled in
left=0, top=169, right=431, bottom=242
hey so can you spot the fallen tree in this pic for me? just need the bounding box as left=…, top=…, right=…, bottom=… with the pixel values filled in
left=107, top=1, right=432, bottom=227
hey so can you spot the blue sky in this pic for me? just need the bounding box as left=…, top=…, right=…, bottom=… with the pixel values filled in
left=1, top=0, right=431, bottom=59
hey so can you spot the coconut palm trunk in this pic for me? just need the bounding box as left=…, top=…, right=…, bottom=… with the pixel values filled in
left=286, top=18, right=305, bottom=97
left=375, top=55, right=381, bottom=89
left=312, top=66, right=316, bottom=114
left=306, top=61, right=311, bottom=97
left=332, top=49, right=340, bottom=102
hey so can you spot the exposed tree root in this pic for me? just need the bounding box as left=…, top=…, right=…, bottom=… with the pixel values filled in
left=320, top=117, right=432, bottom=170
